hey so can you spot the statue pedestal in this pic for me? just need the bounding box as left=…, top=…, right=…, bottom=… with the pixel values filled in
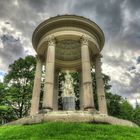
left=63, top=96, right=75, bottom=111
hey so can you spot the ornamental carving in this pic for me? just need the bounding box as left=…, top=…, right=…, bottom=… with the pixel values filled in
left=56, top=40, right=81, bottom=61
left=48, top=35, right=55, bottom=46
left=81, top=35, right=88, bottom=45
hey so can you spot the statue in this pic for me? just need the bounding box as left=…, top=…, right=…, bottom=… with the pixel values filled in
left=61, top=71, right=75, bottom=97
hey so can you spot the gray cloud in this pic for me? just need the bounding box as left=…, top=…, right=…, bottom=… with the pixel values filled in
left=1, top=34, right=24, bottom=57
left=111, top=68, right=140, bottom=99
left=137, top=56, right=140, bottom=64
left=72, top=0, right=124, bottom=38
left=26, top=0, right=47, bottom=12
left=0, top=0, right=139, bottom=104
left=126, top=0, right=140, bottom=12
left=0, top=34, right=25, bottom=70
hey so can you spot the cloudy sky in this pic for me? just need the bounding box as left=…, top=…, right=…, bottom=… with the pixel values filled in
left=0, top=0, right=140, bottom=105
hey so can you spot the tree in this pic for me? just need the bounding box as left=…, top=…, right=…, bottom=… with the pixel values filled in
left=119, top=100, right=134, bottom=121
left=4, top=55, right=36, bottom=118
left=0, top=82, right=6, bottom=105
left=0, top=82, right=16, bottom=124
left=0, top=105, right=14, bottom=124
left=106, top=92, right=122, bottom=117
left=132, top=101, right=140, bottom=126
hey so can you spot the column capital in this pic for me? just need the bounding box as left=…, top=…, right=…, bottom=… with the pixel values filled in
left=80, top=35, right=88, bottom=46
left=48, top=35, right=56, bottom=46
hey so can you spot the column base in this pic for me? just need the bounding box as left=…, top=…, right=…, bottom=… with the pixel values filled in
left=42, top=107, right=53, bottom=113
left=84, top=106, right=95, bottom=111
left=6, top=112, right=138, bottom=127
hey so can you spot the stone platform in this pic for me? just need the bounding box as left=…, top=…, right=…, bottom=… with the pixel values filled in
left=6, top=111, right=138, bottom=127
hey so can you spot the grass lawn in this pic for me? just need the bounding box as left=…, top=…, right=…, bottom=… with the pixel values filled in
left=0, top=122, right=140, bottom=140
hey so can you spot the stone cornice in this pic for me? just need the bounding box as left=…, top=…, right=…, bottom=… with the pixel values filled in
left=32, top=15, right=105, bottom=51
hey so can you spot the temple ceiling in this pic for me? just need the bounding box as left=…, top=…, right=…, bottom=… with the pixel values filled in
left=55, top=40, right=81, bottom=61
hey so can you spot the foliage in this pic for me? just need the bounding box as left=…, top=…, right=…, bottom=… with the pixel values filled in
left=0, top=82, right=15, bottom=123
left=0, top=106, right=14, bottom=124
left=119, top=100, right=134, bottom=120
left=106, top=92, right=122, bottom=117
left=0, top=82, right=7, bottom=105
left=1, top=56, right=36, bottom=121
left=0, top=122, right=140, bottom=140
left=133, top=103, right=140, bottom=126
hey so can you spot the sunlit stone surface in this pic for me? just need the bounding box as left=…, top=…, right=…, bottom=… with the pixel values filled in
left=31, top=15, right=107, bottom=114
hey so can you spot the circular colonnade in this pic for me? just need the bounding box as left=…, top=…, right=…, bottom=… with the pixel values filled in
left=30, top=15, right=107, bottom=115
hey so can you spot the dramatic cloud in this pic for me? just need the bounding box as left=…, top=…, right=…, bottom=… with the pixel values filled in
left=137, top=56, right=140, bottom=64
left=0, top=20, right=35, bottom=71
left=0, top=0, right=139, bottom=105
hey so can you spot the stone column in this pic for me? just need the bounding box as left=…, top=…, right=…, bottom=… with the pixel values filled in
left=53, top=70, right=59, bottom=111
left=81, top=36, right=94, bottom=110
left=79, top=71, right=84, bottom=110
left=95, top=54, right=107, bottom=114
left=43, top=36, right=55, bottom=112
left=30, top=56, right=42, bottom=116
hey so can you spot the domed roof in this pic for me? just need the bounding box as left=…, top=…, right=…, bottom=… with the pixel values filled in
left=32, top=15, right=105, bottom=51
